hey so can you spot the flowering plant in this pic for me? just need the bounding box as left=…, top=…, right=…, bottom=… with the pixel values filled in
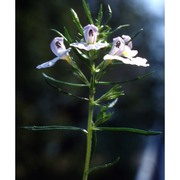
left=24, top=0, right=161, bottom=179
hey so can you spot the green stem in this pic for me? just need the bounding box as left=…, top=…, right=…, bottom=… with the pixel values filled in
left=83, top=103, right=94, bottom=180
left=82, top=58, right=96, bottom=180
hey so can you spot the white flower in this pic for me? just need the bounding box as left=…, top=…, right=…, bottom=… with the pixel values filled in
left=70, top=24, right=109, bottom=51
left=36, top=37, right=71, bottom=69
left=103, top=36, right=149, bottom=67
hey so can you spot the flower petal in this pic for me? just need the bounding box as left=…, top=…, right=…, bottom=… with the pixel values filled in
left=70, top=42, right=109, bottom=51
left=36, top=56, right=60, bottom=69
left=103, top=54, right=149, bottom=67
left=122, top=35, right=133, bottom=49
left=94, top=42, right=109, bottom=50
left=122, top=46, right=138, bottom=58
left=59, top=48, right=72, bottom=61
left=70, top=42, right=87, bottom=50
left=36, top=48, right=71, bottom=69
left=50, top=37, right=66, bottom=56
left=109, top=37, right=125, bottom=56
left=83, top=24, right=98, bottom=44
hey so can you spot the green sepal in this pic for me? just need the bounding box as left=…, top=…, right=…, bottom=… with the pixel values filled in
left=82, top=0, right=94, bottom=24
left=88, top=156, right=120, bottom=174
left=70, top=8, right=84, bottom=35
left=20, top=125, right=87, bottom=134
left=42, top=73, right=88, bottom=87
left=93, top=127, right=162, bottom=136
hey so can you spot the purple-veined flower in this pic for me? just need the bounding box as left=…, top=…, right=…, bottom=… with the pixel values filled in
left=36, top=37, right=71, bottom=69
left=70, top=24, right=109, bottom=51
left=84, top=24, right=98, bottom=44
left=104, top=36, right=149, bottom=67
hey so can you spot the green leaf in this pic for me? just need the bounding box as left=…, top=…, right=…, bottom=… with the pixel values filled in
left=64, top=26, right=73, bottom=43
left=20, top=125, right=87, bottom=134
left=95, top=111, right=113, bottom=126
left=50, top=29, right=68, bottom=41
left=45, top=80, right=89, bottom=101
left=126, top=28, right=144, bottom=44
left=82, top=0, right=94, bottom=24
left=93, top=127, right=162, bottom=136
left=95, top=60, right=112, bottom=81
left=72, top=66, right=90, bottom=85
left=96, top=85, right=124, bottom=104
left=42, top=73, right=88, bottom=87
left=70, top=8, right=84, bottom=35
left=104, top=4, right=112, bottom=25
left=97, top=72, right=154, bottom=86
left=89, top=157, right=120, bottom=174
left=96, top=4, right=103, bottom=27
left=109, top=24, right=130, bottom=34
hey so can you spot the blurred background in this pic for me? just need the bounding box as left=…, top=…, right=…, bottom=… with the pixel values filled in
left=16, top=0, right=164, bottom=179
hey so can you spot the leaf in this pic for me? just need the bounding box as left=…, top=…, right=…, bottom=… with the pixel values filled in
left=97, top=72, right=154, bottom=86
left=72, top=66, right=90, bottom=85
left=88, top=156, right=120, bottom=174
left=64, top=26, right=73, bottom=43
left=50, top=29, right=68, bottom=42
left=95, top=100, right=117, bottom=126
left=45, top=80, right=89, bottom=101
left=126, top=28, right=144, bottom=44
left=95, top=60, right=112, bottom=81
left=95, top=85, right=124, bottom=104
left=70, top=8, right=84, bottom=35
left=95, top=111, right=113, bottom=127
left=109, top=24, right=130, bottom=34
left=96, top=4, right=103, bottom=27
left=95, top=109, right=111, bottom=126
left=93, top=127, right=162, bottom=136
left=20, top=125, right=87, bottom=134
left=42, top=73, right=88, bottom=87
left=104, top=4, right=112, bottom=25
left=82, top=0, right=93, bottom=24
left=108, top=98, right=118, bottom=108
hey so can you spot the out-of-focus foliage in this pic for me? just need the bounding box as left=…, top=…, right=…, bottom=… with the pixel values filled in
left=16, top=0, right=164, bottom=179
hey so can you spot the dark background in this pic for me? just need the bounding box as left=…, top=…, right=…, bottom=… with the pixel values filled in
left=16, top=0, right=164, bottom=179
